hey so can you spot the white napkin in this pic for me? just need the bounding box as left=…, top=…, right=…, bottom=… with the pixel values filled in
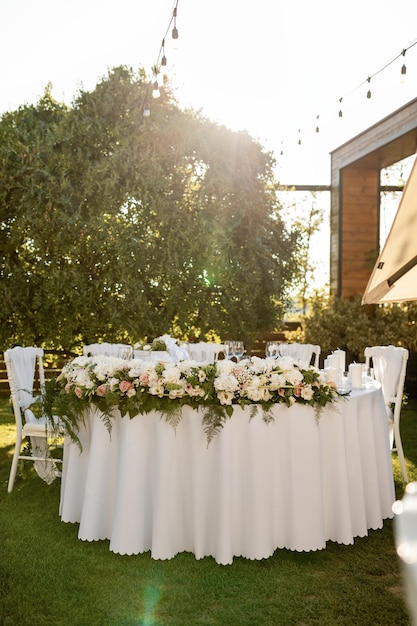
left=160, top=335, right=189, bottom=362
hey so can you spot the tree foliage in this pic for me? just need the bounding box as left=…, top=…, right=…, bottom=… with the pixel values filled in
left=0, top=66, right=300, bottom=352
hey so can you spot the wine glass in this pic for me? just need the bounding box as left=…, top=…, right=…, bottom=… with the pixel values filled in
left=233, top=341, right=245, bottom=362
left=119, top=347, right=133, bottom=360
left=223, top=340, right=233, bottom=360
left=265, top=342, right=279, bottom=358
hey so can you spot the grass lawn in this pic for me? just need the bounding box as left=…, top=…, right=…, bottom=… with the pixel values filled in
left=0, top=394, right=416, bottom=626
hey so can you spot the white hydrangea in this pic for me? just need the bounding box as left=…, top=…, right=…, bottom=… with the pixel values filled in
left=213, top=373, right=239, bottom=393
left=276, top=356, right=296, bottom=371
left=162, top=366, right=182, bottom=384
left=74, top=368, right=95, bottom=389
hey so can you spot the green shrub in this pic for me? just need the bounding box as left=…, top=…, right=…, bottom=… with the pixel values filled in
left=295, top=295, right=417, bottom=360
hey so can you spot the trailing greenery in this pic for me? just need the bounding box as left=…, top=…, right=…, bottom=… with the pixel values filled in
left=0, top=65, right=301, bottom=354
left=1, top=394, right=416, bottom=625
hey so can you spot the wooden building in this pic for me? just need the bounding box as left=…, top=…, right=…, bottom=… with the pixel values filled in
left=330, top=97, right=417, bottom=298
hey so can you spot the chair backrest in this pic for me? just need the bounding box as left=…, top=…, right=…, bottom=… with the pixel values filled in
left=365, top=345, right=409, bottom=483
left=4, top=346, right=45, bottom=431
left=83, top=343, right=131, bottom=357
left=187, top=342, right=225, bottom=362
left=364, top=345, right=408, bottom=409
left=278, top=343, right=321, bottom=368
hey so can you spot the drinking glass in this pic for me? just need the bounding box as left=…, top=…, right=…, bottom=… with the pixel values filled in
left=119, top=347, right=133, bottom=360
left=223, top=340, right=233, bottom=359
left=265, top=342, right=279, bottom=358
left=233, top=341, right=245, bottom=362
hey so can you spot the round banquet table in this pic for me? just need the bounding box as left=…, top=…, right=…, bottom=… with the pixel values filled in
left=59, top=383, right=395, bottom=565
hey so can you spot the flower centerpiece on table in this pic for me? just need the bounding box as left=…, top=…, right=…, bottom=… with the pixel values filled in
left=134, top=337, right=167, bottom=352
left=134, top=335, right=189, bottom=363
left=44, top=354, right=347, bottom=445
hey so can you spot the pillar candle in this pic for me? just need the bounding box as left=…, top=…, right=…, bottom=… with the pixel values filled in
left=327, top=354, right=340, bottom=370
left=349, top=363, right=362, bottom=388
left=326, top=367, right=338, bottom=384
left=333, top=349, right=346, bottom=373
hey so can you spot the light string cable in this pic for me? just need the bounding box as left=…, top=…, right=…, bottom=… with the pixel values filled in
left=337, top=36, right=417, bottom=114
left=143, top=0, right=180, bottom=117
left=282, top=36, right=417, bottom=154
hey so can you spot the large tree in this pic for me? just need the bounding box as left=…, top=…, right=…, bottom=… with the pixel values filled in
left=0, top=66, right=300, bottom=352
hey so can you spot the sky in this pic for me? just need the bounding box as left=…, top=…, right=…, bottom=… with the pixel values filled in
left=1, top=0, right=417, bottom=185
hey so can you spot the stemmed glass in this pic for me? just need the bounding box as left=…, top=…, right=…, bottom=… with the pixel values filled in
left=233, top=341, right=245, bottom=362
left=119, top=347, right=133, bottom=360
left=223, top=340, right=233, bottom=360
left=265, top=342, right=279, bottom=358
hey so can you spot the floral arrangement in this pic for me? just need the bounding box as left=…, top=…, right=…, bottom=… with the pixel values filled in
left=133, top=337, right=167, bottom=352
left=44, top=354, right=345, bottom=445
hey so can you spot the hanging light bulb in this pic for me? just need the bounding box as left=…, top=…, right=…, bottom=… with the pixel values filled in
left=400, top=49, right=407, bottom=84
left=152, top=80, right=160, bottom=98
left=338, top=97, right=343, bottom=117
left=172, top=6, right=178, bottom=39
left=161, top=38, right=167, bottom=66
left=366, top=77, right=372, bottom=99
left=297, top=129, right=301, bottom=145
left=143, top=101, right=151, bottom=117
left=401, top=49, right=407, bottom=74
left=315, top=114, right=320, bottom=133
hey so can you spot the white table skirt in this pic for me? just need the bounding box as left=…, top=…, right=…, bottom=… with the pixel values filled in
left=59, top=383, right=395, bottom=565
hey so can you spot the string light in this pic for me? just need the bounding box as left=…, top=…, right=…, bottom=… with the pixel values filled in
left=401, top=48, right=407, bottom=76
left=172, top=6, right=179, bottom=39
left=152, top=79, right=160, bottom=98
left=141, top=1, right=180, bottom=119
left=161, top=39, right=167, bottom=67
left=366, top=76, right=372, bottom=99
left=277, top=36, right=417, bottom=164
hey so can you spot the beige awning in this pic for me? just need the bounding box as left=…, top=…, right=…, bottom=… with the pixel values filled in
left=362, top=154, right=417, bottom=304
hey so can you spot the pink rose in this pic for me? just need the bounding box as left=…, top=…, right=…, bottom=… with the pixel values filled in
left=139, top=373, right=150, bottom=385
left=74, top=386, right=83, bottom=398
left=294, top=384, right=302, bottom=398
left=96, top=383, right=109, bottom=397
left=119, top=380, right=134, bottom=393
left=64, top=383, right=71, bottom=394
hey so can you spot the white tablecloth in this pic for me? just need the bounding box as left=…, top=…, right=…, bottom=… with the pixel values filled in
left=59, top=383, right=395, bottom=564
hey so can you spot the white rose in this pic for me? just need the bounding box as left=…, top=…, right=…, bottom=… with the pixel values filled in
left=250, top=356, right=267, bottom=374
left=301, top=385, right=314, bottom=401
left=217, top=390, right=234, bottom=405
left=268, top=372, right=287, bottom=390
left=286, top=369, right=304, bottom=385
left=215, top=360, right=235, bottom=375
